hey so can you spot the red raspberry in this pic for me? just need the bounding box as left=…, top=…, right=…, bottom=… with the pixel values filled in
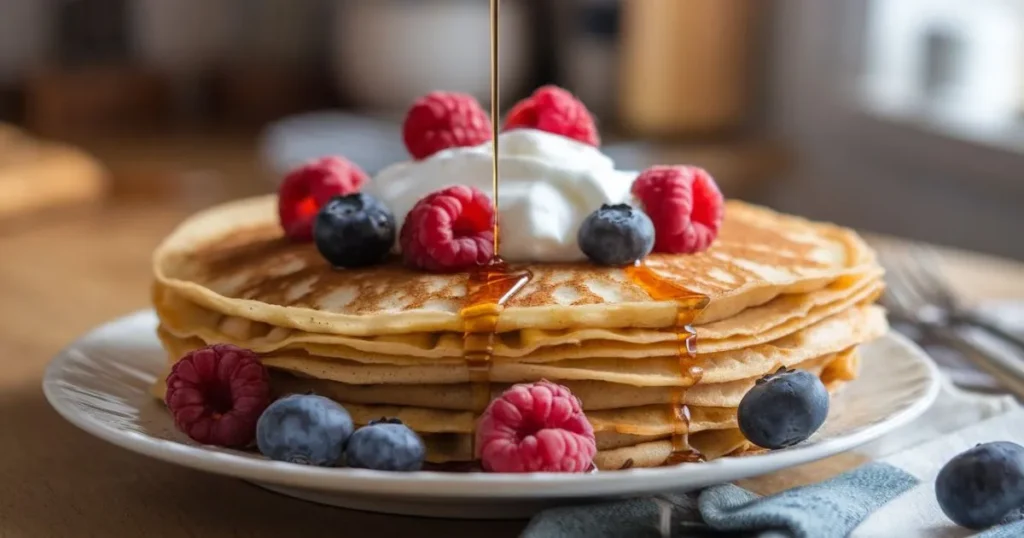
left=503, top=85, right=600, bottom=146
left=631, top=165, right=724, bottom=254
left=278, top=157, right=368, bottom=242
left=476, top=380, right=596, bottom=473
left=399, top=185, right=494, bottom=273
left=403, top=92, right=493, bottom=160
left=164, top=344, right=271, bottom=448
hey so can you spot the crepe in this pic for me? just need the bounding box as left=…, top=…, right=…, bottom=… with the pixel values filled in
left=150, top=348, right=857, bottom=470
left=261, top=349, right=856, bottom=411
left=157, top=306, right=885, bottom=388
left=152, top=196, right=878, bottom=336
left=153, top=270, right=883, bottom=362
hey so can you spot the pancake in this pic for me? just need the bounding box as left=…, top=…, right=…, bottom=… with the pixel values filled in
left=157, top=305, right=885, bottom=388
left=152, top=342, right=856, bottom=411
left=152, top=269, right=884, bottom=362
left=150, top=349, right=855, bottom=470
left=153, top=195, right=878, bottom=336
left=261, top=348, right=854, bottom=411
left=415, top=427, right=753, bottom=467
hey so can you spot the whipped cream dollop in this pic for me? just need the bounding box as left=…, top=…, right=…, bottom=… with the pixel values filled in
left=367, top=129, right=637, bottom=263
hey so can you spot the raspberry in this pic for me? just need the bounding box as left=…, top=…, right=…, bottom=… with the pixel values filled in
left=399, top=185, right=494, bottom=273
left=164, top=344, right=271, bottom=448
left=403, top=92, right=493, bottom=160
left=503, top=85, right=600, bottom=146
left=630, top=165, right=724, bottom=254
left=475, top=380, right=596, bottom=473
left=278, top=157, right=368, bottom=242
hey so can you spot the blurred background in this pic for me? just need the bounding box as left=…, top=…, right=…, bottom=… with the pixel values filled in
left=1, top=0, right=1023, bottom=258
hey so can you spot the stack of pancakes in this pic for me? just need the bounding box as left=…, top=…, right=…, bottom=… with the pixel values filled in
left=151, top=195, right=887, bottom=470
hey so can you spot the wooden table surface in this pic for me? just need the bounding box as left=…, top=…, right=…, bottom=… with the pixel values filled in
left=2, top=147, right=1024, bottom=536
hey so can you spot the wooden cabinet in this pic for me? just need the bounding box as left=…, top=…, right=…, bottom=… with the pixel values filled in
left=618, top=0, right=758, bottom=137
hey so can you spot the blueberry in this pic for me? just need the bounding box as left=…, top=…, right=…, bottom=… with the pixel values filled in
left=577, top=204, right=655, bottom=266
left=737, top=367, right=829, bottom=449
left=346, top=418, right=425, bottom=472
left=314, top=193, right=395, bottom=268
left=935, top=441, right=1024, bottom=529
left=256, top=394, right=354, bottom=466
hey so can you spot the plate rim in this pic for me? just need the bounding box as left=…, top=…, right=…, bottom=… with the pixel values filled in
left=43, top=310, right=941, bottom=499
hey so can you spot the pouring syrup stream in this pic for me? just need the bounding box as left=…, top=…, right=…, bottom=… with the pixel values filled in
left=461, top=0, right=532, bottom=420
left=489, top=0, right=500, bottom=255
left=461, top=0, right=709, bottom=468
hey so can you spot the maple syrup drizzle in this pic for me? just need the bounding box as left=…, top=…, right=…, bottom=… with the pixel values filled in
left=462, top=259, right=531, bottom=411
left=624, top=261, right=710, bottom=464
left=463, top=0, right=707, bottom=469
left=489, top=0, right=501, bottom=254
left=461, top=0, right=534, bottom=451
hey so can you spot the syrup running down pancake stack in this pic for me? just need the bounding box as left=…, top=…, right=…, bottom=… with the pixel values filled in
left=151, top=191, right=887, bottom=470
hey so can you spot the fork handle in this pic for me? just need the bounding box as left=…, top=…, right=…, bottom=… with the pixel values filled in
left=953, top=313, right=1024, bottom=354
left=930, top=327, right=1024, bottom=400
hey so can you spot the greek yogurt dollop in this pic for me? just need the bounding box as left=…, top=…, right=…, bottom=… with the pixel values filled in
left=367, top=129, right=637, bottom=263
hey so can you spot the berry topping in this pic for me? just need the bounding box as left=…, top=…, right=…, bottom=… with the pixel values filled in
left=314, top=193, right=396, bottom=268
left=476, top=380, right=596, bottom=473
left=577, top=203, right=655, bottom=266
left=630, top=165, right=724, bottom=254
left=403, top=91, right=493, bottom=160
left=737, top=367, right=829, bottom=450
left=503, top=85, right=600, bottom=146
left=346, top=418, right=426, bottom=472
left=278, top=157, right=369, bottom=242
left=399, top=185, right=494, bottom=273
left=936, top=441, right=1024, bottom=530
left=256, top=394, right=354, bottom=467
left=164, top=344, right=271, bottom=448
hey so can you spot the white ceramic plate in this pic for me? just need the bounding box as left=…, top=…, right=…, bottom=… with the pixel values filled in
left=44, top=311, right=940, bottom=519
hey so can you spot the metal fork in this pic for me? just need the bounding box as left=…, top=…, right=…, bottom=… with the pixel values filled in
left=884, top=245, right=1024, bottom=352
left=882, top=247, right=1024, bottom=397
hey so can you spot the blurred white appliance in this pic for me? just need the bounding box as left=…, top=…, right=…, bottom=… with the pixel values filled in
left=861, top=0, right=1024, bottom=130
left=330, top=0, right=532, bottom=112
